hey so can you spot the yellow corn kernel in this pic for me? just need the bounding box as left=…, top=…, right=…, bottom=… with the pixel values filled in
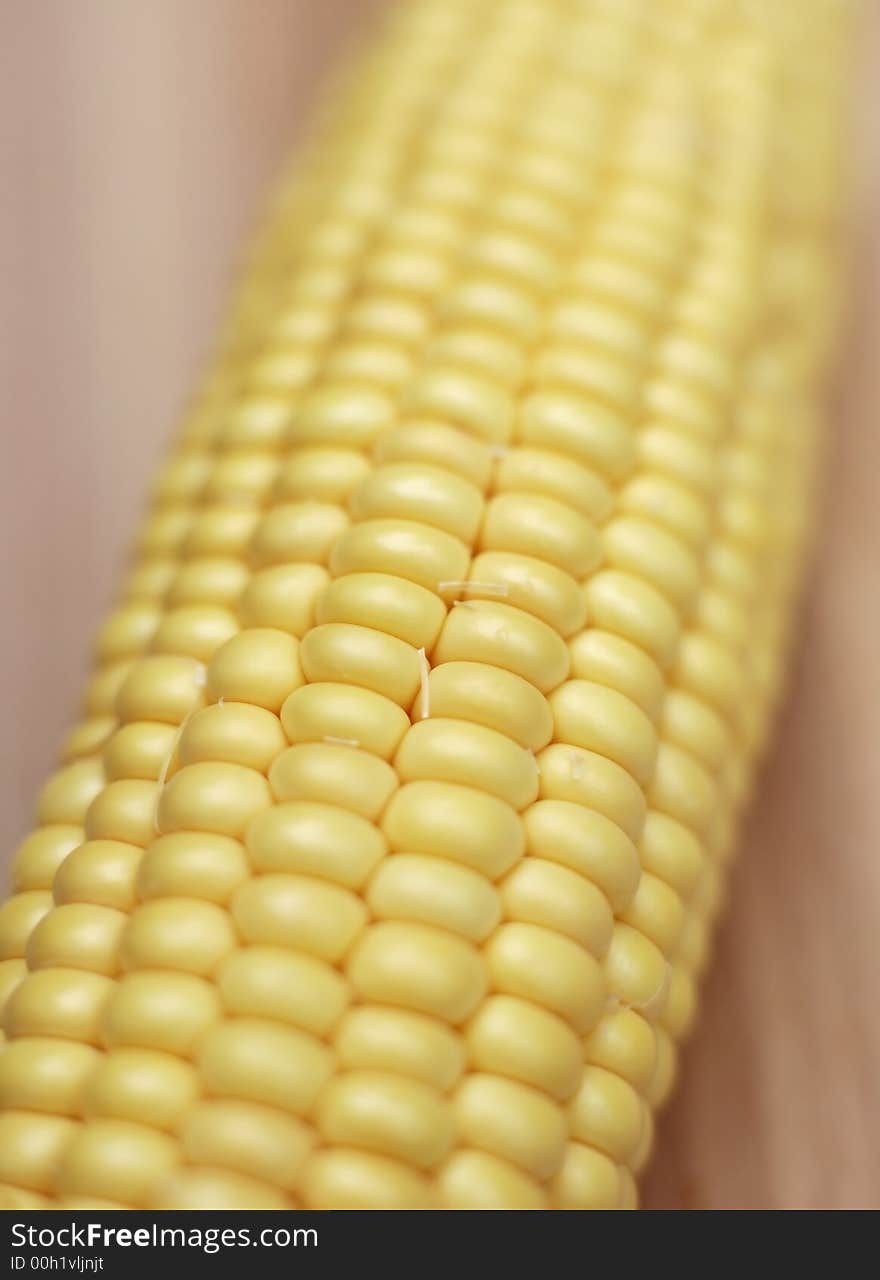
left=330, top=519, right=470, bottom=591
left=196, top=1018, right=332, bottom=1115
left=217, top=946, right=349, bottom=1038
left=466, top=994, right=583, bottom=1101
left=375, top=421, right=492, bottom=488
left=334, top=1006, right=464, bottom=1092
left=238, top=563, right=329, bottom=636
left=151, top=606, right=239, bottom=663
left=250, top=503, right=349, bottom=569
left=83, top=1048, right=200, bottom=1130
left=37, top=761, right=105, bottom=826
left=0, top=1039, right=100, bottom=1117
left=206, top=630, right=303, bottom=713
left=0, top=893, right=53, bottom=962
left=452, top=1074, right=566, bottom=1181
left=268, top=743, right=398, bottom=821
left=316, top=572, right=446, bottom=650
left=537, top=743, right=647, bottom=841
left=315, top=1071, right=454, bottom=1170
left=413, top=661, right=553, bottom=752
left=584, top=570, right=681, bottom=666
left=568, top=1065, right=645, bottom=1164
left=549, top=679, right=659, bottom=784
left=348, top=922, right=486, bottom=1025
left=157, top=763, right=272, bottom=838
left=281, top=682, right=409, bottom=760
left=119, top=899, right=237, bottom=976
left=405, top=366, right=515, bottom=444
left=27, top=905, right=126, bottom=977
left=350, top=463, right=484, bottom=543
left=0, top=960, right=26, bottom=1013
left=395, top=718, right=539, bottom=810
left=231, top=874, right=366, bottom=963
left=584, top=1008, right=658, bottom=1092
left=299, top=622, right=422, bottom=707
left=568, top=629, right=665, bottom=722
left=103, top=722, right=179, bottom=782
left=180, top=1101, right=312, bottom=1193
left=519, top=389, right=634, bottom=480
left=550, top=1141, right=624, bottom=1210
left=0, top=1113, right=79, bottom=1195
left=135, top=832, right=248, bottom=905
left=302, top=1149, right=433, bottom=1211
left=247, top=801, right=385, bottom=888
left=367, top=854, right=500, bottom=942
left=480, top=492, right=601, bottom=578
left=115, top=655, right=206, bottom=726
left=5, top=970, right=113, bottom=1046
left=382, top=780, right=524, bottom=880
left=440, top=1149, right=548, bottom=1210
left=432, top=599, right=569, bottom=692
left=500, top=856, right=613, bottom=956
left=468, top=550, right=587, bottom=637
left=101, top=971, right=221, bottom=1056
left=153, top=1168, right=288, bottom=1211
left=12, top=827, right=82, bottom=893
left=176, top=703, right=287, bottom=773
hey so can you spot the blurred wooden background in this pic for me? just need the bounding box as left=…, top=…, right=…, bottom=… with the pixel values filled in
left=0, top=0, right=877, bottom=1210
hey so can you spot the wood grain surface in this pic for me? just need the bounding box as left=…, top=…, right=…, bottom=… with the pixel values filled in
left=1, top=0, right=877, bottom=1211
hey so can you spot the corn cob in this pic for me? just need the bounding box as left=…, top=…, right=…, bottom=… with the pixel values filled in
left=0, top=0, right=850, bottom=1211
